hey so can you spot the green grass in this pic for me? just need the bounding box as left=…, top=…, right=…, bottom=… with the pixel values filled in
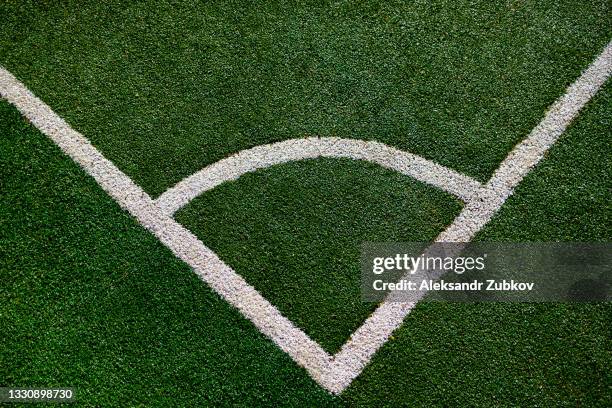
left=175, top=159, right=462, bottom=352
left=342, top=82, right=612, bottom=408
left=1, top=0, right=610, bottom=196
left=2, top=84, right=610, bottom=405
left=0, top=100, right=339, bottom=407
left=474, top=82, right=612, bottom=243
left=1, top=0, right=611, bottom=406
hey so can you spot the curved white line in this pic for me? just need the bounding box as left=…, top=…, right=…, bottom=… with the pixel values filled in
left=154, top=137, right=484, bottom=216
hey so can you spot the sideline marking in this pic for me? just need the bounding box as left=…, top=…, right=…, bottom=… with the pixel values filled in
left=1, top=40, right=610, bottom=394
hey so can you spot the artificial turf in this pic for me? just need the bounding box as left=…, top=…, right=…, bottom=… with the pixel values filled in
left=2, top=83, right=610, bottom=406
left=342, top=82, right=612, bottom=408
left=0, top=0, right=610, bottom=196
left=1, top=0, right=611, bottom=406
left=0, top=80, right=612, bottom=407
left=175, top=158, right=462, bottom=352
left=0, top=100, right=340, bottom=406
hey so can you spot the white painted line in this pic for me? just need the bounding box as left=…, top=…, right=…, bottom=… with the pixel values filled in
left=439, top=38, right=612, bottom=243
left=0, top=66, right=333, bottom=390
left=155, top=137, right=484, bottom=216
left=323, top=39, right=612, bottom=392
left=1, top=39, right=609, bottom=395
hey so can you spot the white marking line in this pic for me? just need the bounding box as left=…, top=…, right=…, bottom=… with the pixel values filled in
left=155, top=137, right=483, bottom=216
left=326, top=39, right=612, bottom=392
left=1, top=39, right=609, bottom=395
left=0, top=67, right=332, bottom=388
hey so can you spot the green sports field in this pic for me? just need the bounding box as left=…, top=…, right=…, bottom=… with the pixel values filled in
left=1, top=1, right=611, bottom=406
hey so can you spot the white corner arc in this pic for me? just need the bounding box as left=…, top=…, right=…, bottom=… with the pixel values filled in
left=154, top=137, right=484, bottom=216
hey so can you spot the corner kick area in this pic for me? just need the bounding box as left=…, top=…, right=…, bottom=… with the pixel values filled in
left=1, top=2, right=611, bottom=406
